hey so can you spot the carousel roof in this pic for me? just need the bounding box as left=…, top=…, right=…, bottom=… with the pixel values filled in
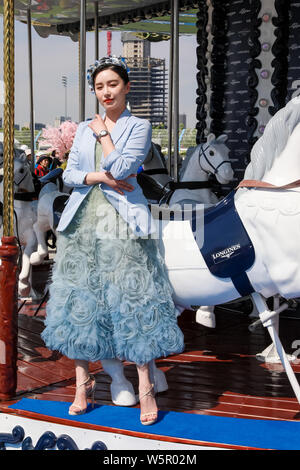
left=0, top=0, right=198, bottom=40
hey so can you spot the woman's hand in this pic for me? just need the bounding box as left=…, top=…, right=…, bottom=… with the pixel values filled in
left=84, top=170, right=136, bottom=195
left=88, top=114, right=115, bottom=156
left=102, top=171, right=136, bottom=195
left=88, top=114, right=107, bottom=136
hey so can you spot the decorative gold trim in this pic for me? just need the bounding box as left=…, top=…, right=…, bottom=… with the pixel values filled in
left=31, top=21, right=52, bottom=27
left=3, top=0, right=15, bottom=237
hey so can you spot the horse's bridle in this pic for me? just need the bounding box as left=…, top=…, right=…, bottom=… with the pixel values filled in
left=14, top=165, right=29, bottom=187
left=199, top=142, right=231, bottom=176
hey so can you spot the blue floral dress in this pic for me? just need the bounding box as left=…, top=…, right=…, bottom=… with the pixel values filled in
left=42, top=143, right=184, bottom=365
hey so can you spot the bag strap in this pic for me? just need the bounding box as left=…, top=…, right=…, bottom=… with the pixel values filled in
left=236, top=179, right=300, bottom=190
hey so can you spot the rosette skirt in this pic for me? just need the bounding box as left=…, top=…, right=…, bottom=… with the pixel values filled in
left=42, top=185, right=184, bottom=365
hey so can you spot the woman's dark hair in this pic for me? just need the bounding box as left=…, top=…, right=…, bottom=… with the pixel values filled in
left=93, top=64, right=129, bottom=88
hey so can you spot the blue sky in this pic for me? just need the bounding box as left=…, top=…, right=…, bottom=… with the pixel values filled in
left=0, top=17, right=198, bottom=128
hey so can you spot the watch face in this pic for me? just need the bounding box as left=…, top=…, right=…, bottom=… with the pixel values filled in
left=99, top=130, right=108, bottom=138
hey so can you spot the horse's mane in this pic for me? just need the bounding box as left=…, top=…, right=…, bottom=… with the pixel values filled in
left=244, top=96, right=300, bottom=181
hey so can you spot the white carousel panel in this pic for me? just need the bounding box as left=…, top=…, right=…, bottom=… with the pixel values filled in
left=0, top=413, right=211, bottom=450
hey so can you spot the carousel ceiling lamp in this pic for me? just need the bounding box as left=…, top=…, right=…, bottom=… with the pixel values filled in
left=121, top=15, right=131, bottom=24
left=110, top=15, right=120, bottom=27
left=144, top=11, right=153, bottom=19
left=99, top=18, right=112, bottom=28
left=132, top=10, right=145, bottom=22
left=153, top=5, right=167, bottom=17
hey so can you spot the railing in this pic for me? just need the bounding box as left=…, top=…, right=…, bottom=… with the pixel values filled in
left=0, top=129, right=40, bottom=148
left=152, top=128, right=197, bottom=154
left=0, top=128, right=197, bottom=155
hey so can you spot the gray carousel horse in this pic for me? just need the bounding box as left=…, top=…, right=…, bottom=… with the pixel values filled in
left=0, top=149, right=69, bottom=297
left=138, top=133, right=234, bottom=207
left=0, top=147, right=40, bottom=297
left=168, top=133, right=234, bottom=207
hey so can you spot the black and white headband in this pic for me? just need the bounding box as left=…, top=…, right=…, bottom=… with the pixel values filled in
left=87, top=56, right=129, bottom=93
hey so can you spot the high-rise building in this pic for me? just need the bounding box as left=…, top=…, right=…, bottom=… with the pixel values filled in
left=121, top=33, right=167, bottom=127
left=54, top=116, right=72, bottom=127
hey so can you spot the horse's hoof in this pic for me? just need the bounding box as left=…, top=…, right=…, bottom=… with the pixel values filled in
left=153, top=367, right=168, bottom=394
left=18, top=282, right=31, bottom=297
left=111, top=380, right=137, bottom=406
left=196, top=308, right=216, bottom=328
left=30, top=252, right=44, bottom=265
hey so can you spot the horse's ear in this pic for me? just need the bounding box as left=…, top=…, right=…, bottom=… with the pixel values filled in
left=14, top=148, right=26, bottom=161
left=206, top=133, right=216, bottom=144
left=217, top=134, right=228, bottom=143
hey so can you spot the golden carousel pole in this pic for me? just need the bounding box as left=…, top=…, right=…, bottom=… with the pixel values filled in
left=0, top=0, right=19, bottom=400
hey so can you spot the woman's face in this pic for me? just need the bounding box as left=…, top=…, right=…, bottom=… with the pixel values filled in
left=94, top=68, right=130, bottom=112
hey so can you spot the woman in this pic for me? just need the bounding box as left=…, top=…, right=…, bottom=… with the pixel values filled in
left=42, top=56, right=184, bottom=425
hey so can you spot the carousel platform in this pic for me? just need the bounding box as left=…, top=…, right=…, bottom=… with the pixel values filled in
left=1, top=292, right=300, bottom=451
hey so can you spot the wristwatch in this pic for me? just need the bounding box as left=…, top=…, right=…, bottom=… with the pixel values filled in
left=95, top=129, right=110, bottom=140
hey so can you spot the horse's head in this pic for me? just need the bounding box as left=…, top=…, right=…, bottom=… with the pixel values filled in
left=199, top=133, right=234, bottom=184
left=14, top=153, right=35, bottom=194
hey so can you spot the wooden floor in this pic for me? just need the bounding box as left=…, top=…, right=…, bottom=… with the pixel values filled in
left=1, top=296, right=300, bottom=424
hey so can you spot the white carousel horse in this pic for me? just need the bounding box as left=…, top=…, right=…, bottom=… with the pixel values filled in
left=29, top=175, right=70, bottom=266
left=0, top=152, right=38, bottom=297
left=107, top=97, right=300, bottom=406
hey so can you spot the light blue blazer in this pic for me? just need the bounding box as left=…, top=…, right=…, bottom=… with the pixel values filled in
left=57, top=109, right=156, bottom=237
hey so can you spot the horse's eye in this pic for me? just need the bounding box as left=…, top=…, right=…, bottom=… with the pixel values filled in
left=209, top=150, right=215, bottom=156
left=19, top=168, right=25, bottom=174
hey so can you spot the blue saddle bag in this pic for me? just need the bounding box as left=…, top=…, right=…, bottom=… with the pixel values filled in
left=196, top=191, right=255, bottom=297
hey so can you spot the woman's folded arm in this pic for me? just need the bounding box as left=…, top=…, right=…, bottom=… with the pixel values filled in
left=101, top=120, right=152, bottom=180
